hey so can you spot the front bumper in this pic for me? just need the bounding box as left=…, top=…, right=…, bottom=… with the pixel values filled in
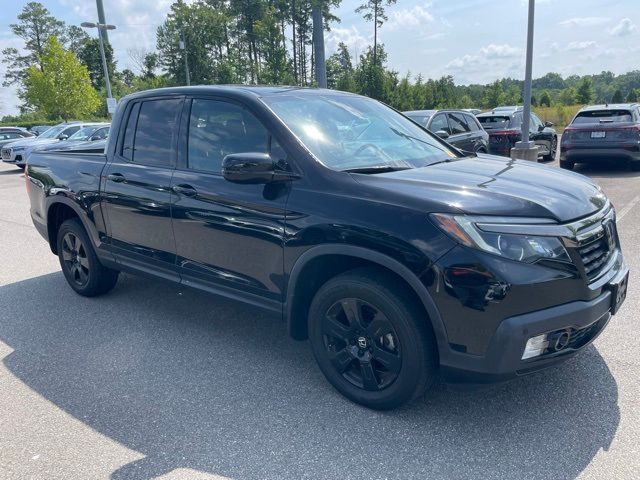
left=1, top=149, right=25, bottom=165
left=439, top=264, right=628, bottom=383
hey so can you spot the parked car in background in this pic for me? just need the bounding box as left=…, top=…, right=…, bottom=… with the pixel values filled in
left=26, top=86, right=627, bottom=409
left=463, top=108, right=482, bottom=116
left=560, top=103, right=640, bottom=170
left=403, top=109, right=489, bottom=153
left=29, top=125, right=52, bottom=136
left=477, top=107, right=557, bottom=161
left=0, top=127, right=34, bottom=148
left=1, top=122, right=93, bottom=169
left=32, top=124, right=110, bottom=154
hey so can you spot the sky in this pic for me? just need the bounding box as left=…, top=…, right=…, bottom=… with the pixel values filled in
left=1, top=0, right=638, bottom=116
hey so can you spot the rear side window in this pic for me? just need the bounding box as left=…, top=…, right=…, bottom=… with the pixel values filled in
left=121, top=102, right=140, bottom=161
left=430, top=113, right=451, bottom=134
left=572, top=110, right=633, bottom=125
left=477, top=116, right=510, bottom=129
left=130, top=98, right=182, bottom=166
left=464, top=114, right=481, bottom=131
left=187, top=99, right=271, bottom=173
left=448, top=112, right=471, bottom=134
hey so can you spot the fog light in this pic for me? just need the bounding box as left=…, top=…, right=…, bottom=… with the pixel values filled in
left=522, top=334, right=549, bottom=360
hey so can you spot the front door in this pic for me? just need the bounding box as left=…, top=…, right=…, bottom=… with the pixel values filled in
left=101, top=97, right=183, bottom=279
left=170, top=97, right=290, bottom=307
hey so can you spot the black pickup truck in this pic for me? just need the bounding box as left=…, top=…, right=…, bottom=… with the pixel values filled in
left=26, top=86, right=628, bottom=409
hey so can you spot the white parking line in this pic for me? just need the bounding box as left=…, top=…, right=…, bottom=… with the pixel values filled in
left=617, top=194, right=640, bottom=222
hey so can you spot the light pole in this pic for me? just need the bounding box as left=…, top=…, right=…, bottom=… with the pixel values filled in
left=511, top=0, right=539, bottom=161
left=179, top=33, right=191, bottom=86
left=81, top=21, right=116, bottom=114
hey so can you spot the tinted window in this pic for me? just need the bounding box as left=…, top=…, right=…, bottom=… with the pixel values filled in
left=92, top=127, right=109, bottom=140
left=430, top=113, right=450, bottom=134
left=406, top=114, right=430, bottom=128
left=188, top=99, right=270, bottom=173
left=572, top=110, right=633, bottom=124
left=0, top=132, right=23, bottom=140
left=465, top=114, right=481, bottom=131
left=133, top=98, right=182, bottom=166
left=477, top=116, right=510, bottom=129
left=530, top=113, right=543, bottom=132
left=448, top=112, right=471, bottom=135
left=61, top=126, right=80, bottom=137
left=510, top=112, right=523, bottom=129
left=121, top=102, right=141, bottom=161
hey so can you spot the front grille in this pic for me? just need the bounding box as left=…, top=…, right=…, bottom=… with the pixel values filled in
left=1, top=149, right=10, bottom=160
left=578, top=232, right=613, bottom=280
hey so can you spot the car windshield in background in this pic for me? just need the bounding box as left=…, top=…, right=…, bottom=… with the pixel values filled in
left=572, top=110, right=633, bottom=124
left=38, top=125, right=67, bottom=139
left=477, top=116, right=511, bottom=129
left=68, top=126, right=103, bottom=141
left=262, top=94, right=457, bottom=172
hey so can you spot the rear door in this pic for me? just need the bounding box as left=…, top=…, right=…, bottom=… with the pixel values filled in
left=101, top=96, right=183, bottom=279
left=170, top=96, right=290, bottom=307
left=464, top=113, right=487, bottom=152
left=446, top=112, right=474, bottom=151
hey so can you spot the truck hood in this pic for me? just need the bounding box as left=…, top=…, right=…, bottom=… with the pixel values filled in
left=353, top=155, right=607, bottom=222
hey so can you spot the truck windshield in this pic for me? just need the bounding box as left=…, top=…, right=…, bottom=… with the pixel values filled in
left=262, top=94, right=457, bottom=172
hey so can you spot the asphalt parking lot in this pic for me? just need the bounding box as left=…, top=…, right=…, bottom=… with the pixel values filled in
left=0, top=156, right=639, bottom=480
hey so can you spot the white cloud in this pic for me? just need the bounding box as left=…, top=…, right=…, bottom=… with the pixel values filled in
left=610, top=18, right=637, bottom=36
left=565, top=40, right=599, bottom=51
left=386, top=5, right=435, bottom=31
left=479, top=44, right=521, bottom=58
left=559, top=17, right=610, bottom=27
left=326, top=26, right=370, bottom=58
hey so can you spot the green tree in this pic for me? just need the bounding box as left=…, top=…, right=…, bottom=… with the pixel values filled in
left=539, top=90, right=551, bottom=107
left=355, top=0, right=396, bottom=68
left=576, top=77, right=595, bottom=104
left=24, top=36, right=100, bottom=120
left=611, top=89, right=624, bottom=103
left=483, top=80, right=505, bottom=108
left=627, top=89, right=639, bottom=102
left=559, top=87, right=577, bottom=105
left=76, top=38, right=116, bottom=89
left=1, top=2, right=67, bottom=88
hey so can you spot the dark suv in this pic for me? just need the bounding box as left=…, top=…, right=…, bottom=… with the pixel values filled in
left=477, top=107, right=557, bottom=161
left=560, top=103, right=640, bottom=170
left=27, top=87, right=628, bottom=409
left=403, top=109, right=489, bottom=153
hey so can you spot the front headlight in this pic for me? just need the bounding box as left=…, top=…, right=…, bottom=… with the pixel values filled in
left=11, top=146, right=25, bottom=152
left=431, top=213, right=570, bottom=263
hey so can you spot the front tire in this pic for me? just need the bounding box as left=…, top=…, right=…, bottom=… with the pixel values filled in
left=57, top=218, right=119, bottom=297
left=308, top=267, right=437, bottom=409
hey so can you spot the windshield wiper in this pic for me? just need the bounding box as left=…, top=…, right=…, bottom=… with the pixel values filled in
left=341, top=165, right=412, bottom=174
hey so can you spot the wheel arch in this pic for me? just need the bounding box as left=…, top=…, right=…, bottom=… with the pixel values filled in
left=284, top=245, right=448, bottom=354
left=46, top=197, right=99, bottom=255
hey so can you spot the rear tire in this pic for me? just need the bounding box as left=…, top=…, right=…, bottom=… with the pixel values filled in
left=560, top=159, right=575, bottom=170
left=543, top=136, right=557, bottom=162
left=57, top=218, right=119, bottom=297
left=308, top=267, right=437, bottom=410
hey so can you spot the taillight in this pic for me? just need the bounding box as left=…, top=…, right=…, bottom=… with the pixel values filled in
left=490, top=130, right=520, bottom=144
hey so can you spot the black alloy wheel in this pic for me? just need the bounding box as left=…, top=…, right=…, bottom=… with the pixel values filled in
left=544, top=136, right=557, bottom=162
left=57, top=218, right=119, bottom=296
left=323, top=297, right=402, bottom=391
left=308, top=267, right=437, bottom=410
left=61, top=232, right=90, bottom=287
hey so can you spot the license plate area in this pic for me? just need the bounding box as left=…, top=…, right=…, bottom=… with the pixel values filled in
left=591, top=131, right=606, bottom=139
left=610, top=271, right=629, bottom=314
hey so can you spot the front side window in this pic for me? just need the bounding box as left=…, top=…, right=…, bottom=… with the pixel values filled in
left=132, top=98, right=182, bottom=166
left=61, top=126, right=80, bottom=137
left=39, top=125, right=67, bottom=139
left=430, top=114, right=451, bottom=134
left=448, top=112, right=471, bottom=135
left=263, top=94, right=457, bottom=171
left=187, top=99, right=271, bottom=173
